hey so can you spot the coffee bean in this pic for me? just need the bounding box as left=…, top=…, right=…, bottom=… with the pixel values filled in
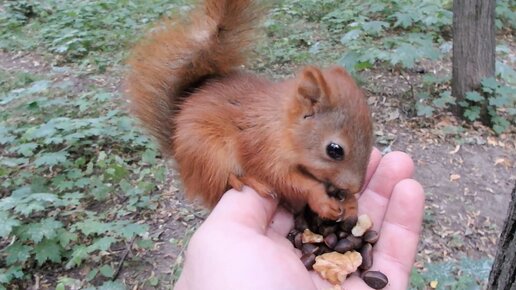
left=334, top=239, right=354, bottom=253
left=316, top=244, right=333, bottom=255
left=304, top=209, right=324, bottom=232
left=337, top=231, right=348, bottom=239
left=320, top=224, right=338, bottom=237
left=340, top=215, right=358, bottom=232
left=302, top=243, right=319, bottom=255
left=323, top=233, right=338, bottom=249
left=300, top=253, right=316, bottom=270
left=363, top=230, right=379, bottom=245
left=362, top=271, right=388, bottom=289
left=295, top=214, right=309, bottom=231
left=346, top=235, right=363, bottom=250
left=287, top=230, right=296, bottom=244
left=294, top=232, right=303, bottom=249
left=359, top=243, right=373, bottom=270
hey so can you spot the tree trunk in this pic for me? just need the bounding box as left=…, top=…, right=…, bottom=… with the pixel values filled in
left=487, top=182, right=516, bottom=289
left=452, top=0, right=496, bottom=123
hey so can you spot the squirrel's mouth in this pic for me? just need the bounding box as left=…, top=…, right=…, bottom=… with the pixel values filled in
left=325, top=183, right=349, bottom=201
left=297, top=165, right=352, bottom=200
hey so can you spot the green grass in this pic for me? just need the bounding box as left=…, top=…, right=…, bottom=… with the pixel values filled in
left=0, top=0, right=190, bottom=71
left=410, top=257, right=492, bottom=290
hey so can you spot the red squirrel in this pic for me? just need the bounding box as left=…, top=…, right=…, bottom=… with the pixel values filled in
left=125, top=0, right=374, bottom=222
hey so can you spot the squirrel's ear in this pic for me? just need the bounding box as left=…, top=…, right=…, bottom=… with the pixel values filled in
left=297, top=66, right=331, bottom=106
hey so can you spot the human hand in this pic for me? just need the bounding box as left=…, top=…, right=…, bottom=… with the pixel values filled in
left=174, top=149, right=425, bottom=290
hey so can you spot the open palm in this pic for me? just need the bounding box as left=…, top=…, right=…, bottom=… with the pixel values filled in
left=174, top=149, right=424, bottom=290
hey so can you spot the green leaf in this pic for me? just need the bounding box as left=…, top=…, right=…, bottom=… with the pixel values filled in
left=24, top=218, right=63, bottom=243
left=15, top=200, right=46, bottom=216
left=105, top=163, right=129, bottom=182
left=0, top=266, right=24, bottom=284
left=465, top=91, right=484, bottom=102
left=0, top=125, right=15, bottom=145
left=86, top=269, right=99, bottom=281
left=340, top=29, right=362, bottom=43
left=362, top=21, right=389, bottom=34
left=141, top=149, right=157, bottom=165
left=481, top=77, right=498, bottom=92
left=416, top=103, right=434, bottom=117
left=0, top=212, right=20, bottom=238
left=147, top=276, right=159, bottom=287
left=1, top=158, right=30, bottom=167
left=5, top=243, right=32, bottom=265
left=393, top=12, right=413, bottom=28
left=432, top=91, right=455, bottom=109
left=9, top=143, right=39, bottom=157
left=492, top=117, right=510, bottom=134
left=57, top=228, right=78, bottom=247
left=489, top=95, right=510, bottom=108
left=24, top=122, right=57, bottom=140
left=339, top=51, right=361, bottom=73
left=99, top=265, right=114, bottom=278
left=463, top=106, right=481, bottom=121
left=98, top=281, right=126, bottom=290
left=74, top=220, right=113, bottom=236
left=34, top=239, right=62, bottom=265
left=33, top=151, right=69, bottom=167
left=88, top=236, right=116, bottom=252
left=0, top=197, right=18, bottom=211
left=14, top=193, right=62, bottom=216
left=66, top=245, right=88, bottom=269
left=117, top=222, right=148, bottom=239
left=390, top=43, right=418, bottom=68
left=136, top=239, right=154, bottom=249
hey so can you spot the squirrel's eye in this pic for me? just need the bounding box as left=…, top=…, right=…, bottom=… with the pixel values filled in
left=326, top=143, right=344, bottom=160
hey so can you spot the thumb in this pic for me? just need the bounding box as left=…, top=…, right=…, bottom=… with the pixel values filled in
left=206, top=186, right=279, bottom=233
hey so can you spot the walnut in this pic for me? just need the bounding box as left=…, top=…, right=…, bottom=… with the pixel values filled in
left=351, top=214, right=373, bottom=237
left=313, top=251, right=362, bottom=285
left=302, top=229, right=324, bottom=243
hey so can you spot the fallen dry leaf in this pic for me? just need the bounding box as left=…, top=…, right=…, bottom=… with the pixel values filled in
left=313, top=251, right=362, bottom=285
left=494, top=158, right=511, bottom=168
left=449, top=174, right=461, bottom=182
left=448, top=144, right=460, bottom=154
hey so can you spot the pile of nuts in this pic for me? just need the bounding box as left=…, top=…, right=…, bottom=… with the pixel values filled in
left=287, top=207, right=389, bottom=289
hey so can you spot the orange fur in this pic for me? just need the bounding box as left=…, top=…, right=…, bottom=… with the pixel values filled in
left=126, top=0, right=374, bottom=220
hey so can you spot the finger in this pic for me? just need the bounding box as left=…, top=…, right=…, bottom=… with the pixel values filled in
left=370, top=179, right=425, bottom=289
left=362, top=147, right=382, bottom=191
left=267, top=206, right=294, bottom=238
left=173, top=274, right=188, bottom=290
left=208, top=186, right=279, bottom=234
left=358, top=151, right=414, bottom=231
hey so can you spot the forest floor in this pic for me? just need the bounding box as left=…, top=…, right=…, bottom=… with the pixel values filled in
left=1, top=2, right=515, bottom=289
left=1, top=44, right=515, bottom=290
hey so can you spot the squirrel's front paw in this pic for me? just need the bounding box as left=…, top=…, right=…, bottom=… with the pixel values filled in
left=309, top=197, right=343, bottom=221
left=339, top=195, right=358, bottom=227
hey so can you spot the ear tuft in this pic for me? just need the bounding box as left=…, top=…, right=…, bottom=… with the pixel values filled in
left=297, top=67, right=331, bottom=104
left=298, top=68, right=320, bottom=103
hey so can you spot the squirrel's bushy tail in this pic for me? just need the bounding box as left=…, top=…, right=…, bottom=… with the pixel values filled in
left=126, top=0, right=263, bottom=156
